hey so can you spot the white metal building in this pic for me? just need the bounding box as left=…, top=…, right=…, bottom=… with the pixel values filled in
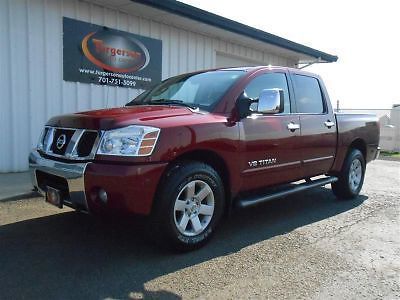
left=0, top=0, right=337, bottom=172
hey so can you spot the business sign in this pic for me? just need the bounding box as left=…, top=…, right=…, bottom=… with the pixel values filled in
left=63, top=17, right=162, bottom=89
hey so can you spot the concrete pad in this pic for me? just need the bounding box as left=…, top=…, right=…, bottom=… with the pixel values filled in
left=0, top=172, right=38, bottom=201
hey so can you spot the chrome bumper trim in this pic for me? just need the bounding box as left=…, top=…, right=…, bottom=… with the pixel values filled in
left=29, top=149, right=90, bottom=212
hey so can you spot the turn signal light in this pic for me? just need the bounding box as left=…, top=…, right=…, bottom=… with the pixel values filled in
left=138, top=132, right=158, bottom=155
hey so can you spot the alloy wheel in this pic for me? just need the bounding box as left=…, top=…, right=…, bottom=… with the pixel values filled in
left=173, top=180, right=215, bottom=236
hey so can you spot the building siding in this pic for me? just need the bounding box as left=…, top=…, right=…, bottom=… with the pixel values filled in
left=0, top=0, right=295, bottom=172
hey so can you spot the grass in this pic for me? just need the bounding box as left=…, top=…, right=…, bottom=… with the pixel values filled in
left=380, top=151, right=400, bottom=158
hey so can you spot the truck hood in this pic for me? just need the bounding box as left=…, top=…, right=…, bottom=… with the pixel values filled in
left=46, top=105, right=195, bottom=130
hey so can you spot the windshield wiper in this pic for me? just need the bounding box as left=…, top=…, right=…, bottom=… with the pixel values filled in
left=148, top=99, right=198, bottom=110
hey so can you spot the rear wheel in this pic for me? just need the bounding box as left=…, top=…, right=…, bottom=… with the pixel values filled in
left=332, top=149, right=366, bottom=200
left=151, top=161, right=225, bottom=251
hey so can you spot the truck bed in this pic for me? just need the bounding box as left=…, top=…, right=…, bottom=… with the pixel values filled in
left=332, top=113, right=380, bottom=172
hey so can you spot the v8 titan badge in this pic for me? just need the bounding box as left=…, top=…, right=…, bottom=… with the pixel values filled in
left=248, top=157, right=277, bottom=168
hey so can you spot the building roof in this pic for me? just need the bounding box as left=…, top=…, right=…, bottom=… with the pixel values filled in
left=132, top=0, right=338, bottom=63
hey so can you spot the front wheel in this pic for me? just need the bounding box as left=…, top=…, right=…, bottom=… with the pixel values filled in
left=151, top=161, right=225, bottom=251
left=332, top=149, right=366, bottom=200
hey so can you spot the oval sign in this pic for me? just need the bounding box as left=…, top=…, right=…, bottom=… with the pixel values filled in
left=81, top=30, right=150, bottom=73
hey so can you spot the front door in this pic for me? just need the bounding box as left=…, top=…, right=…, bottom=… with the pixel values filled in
left=239, top=72, right=303, bottom=192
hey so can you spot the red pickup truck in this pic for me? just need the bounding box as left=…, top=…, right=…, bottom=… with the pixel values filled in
left=30, top=66, right=380, bottom=250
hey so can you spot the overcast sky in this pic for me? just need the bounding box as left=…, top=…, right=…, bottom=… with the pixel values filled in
left=182, top=0, right=399, bottom=109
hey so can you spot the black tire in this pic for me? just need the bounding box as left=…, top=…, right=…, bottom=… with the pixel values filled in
left=150, top=161, right=225, bottom=251
left=332, top=149, right=366, bottom=200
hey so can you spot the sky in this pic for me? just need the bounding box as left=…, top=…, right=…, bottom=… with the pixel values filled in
left=181, top=0, right=400, bottom=109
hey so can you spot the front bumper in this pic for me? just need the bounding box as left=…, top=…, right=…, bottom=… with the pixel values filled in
left=29, top=150, right=89, bottom=212
left=29, top=150, right=168, bottom=215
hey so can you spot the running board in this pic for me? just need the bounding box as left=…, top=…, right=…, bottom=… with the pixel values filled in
left=237, top=176, right=338, bottom=208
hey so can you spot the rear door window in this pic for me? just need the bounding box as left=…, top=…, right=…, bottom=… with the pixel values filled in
left=293, top=75, right=325, bottom=113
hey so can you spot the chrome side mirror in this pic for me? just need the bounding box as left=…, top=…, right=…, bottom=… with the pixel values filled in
left=257, top=89, right=284, bottom=114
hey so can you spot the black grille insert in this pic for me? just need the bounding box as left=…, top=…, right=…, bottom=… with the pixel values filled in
left=77, top=131, right=98, bottom=157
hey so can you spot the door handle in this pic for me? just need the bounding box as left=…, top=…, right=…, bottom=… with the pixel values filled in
left=287, top=122, right=300, bottom=132
left=324, top=120, right=335, bottom=128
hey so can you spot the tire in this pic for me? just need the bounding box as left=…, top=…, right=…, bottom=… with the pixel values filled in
left=332, top=149, right=366, bottom=200
left=150, top=161, right=225, bottom=251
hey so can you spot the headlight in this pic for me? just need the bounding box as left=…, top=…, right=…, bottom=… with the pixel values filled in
left=97, top=125, right=160, bottom=156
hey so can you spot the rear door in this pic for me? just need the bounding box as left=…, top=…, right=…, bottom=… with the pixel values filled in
left=290, top=72, right=336, bottom=177
left=239, top=71, right=303, bottom=192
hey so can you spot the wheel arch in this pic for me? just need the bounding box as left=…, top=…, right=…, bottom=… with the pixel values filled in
left=349, top=138, right=367, bottom=159
left=331, top=137, right=367, bottom=175
left=154, top=149, right=232, bottom=214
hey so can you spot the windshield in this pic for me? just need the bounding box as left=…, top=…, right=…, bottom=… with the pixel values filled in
left=126, top=70, right=245, bottom=111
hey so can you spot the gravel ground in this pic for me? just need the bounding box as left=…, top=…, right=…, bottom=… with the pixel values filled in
left=0, top=160, right=399, bottom=299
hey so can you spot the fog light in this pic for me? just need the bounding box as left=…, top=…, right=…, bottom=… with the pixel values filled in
left=98, top=188, right=108, bottom=204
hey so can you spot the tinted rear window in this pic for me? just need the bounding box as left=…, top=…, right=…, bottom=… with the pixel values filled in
left=293, top=75, right=325, bottom=113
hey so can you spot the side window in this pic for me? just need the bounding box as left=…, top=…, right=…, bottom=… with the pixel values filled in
left=293, top=75, right=325, bottom=113
left=244, top=73, right=291, bottom=113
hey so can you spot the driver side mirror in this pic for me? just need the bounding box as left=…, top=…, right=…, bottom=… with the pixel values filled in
left=257, top=89, right=284, bottom=114
left=237, top=89, right=284, bottom=119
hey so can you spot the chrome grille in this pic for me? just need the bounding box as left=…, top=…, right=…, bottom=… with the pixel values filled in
left=40, top=126, right=101, bottom=160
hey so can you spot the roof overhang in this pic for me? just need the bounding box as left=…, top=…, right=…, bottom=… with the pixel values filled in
left=83, top=0, right=338, bottom=64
